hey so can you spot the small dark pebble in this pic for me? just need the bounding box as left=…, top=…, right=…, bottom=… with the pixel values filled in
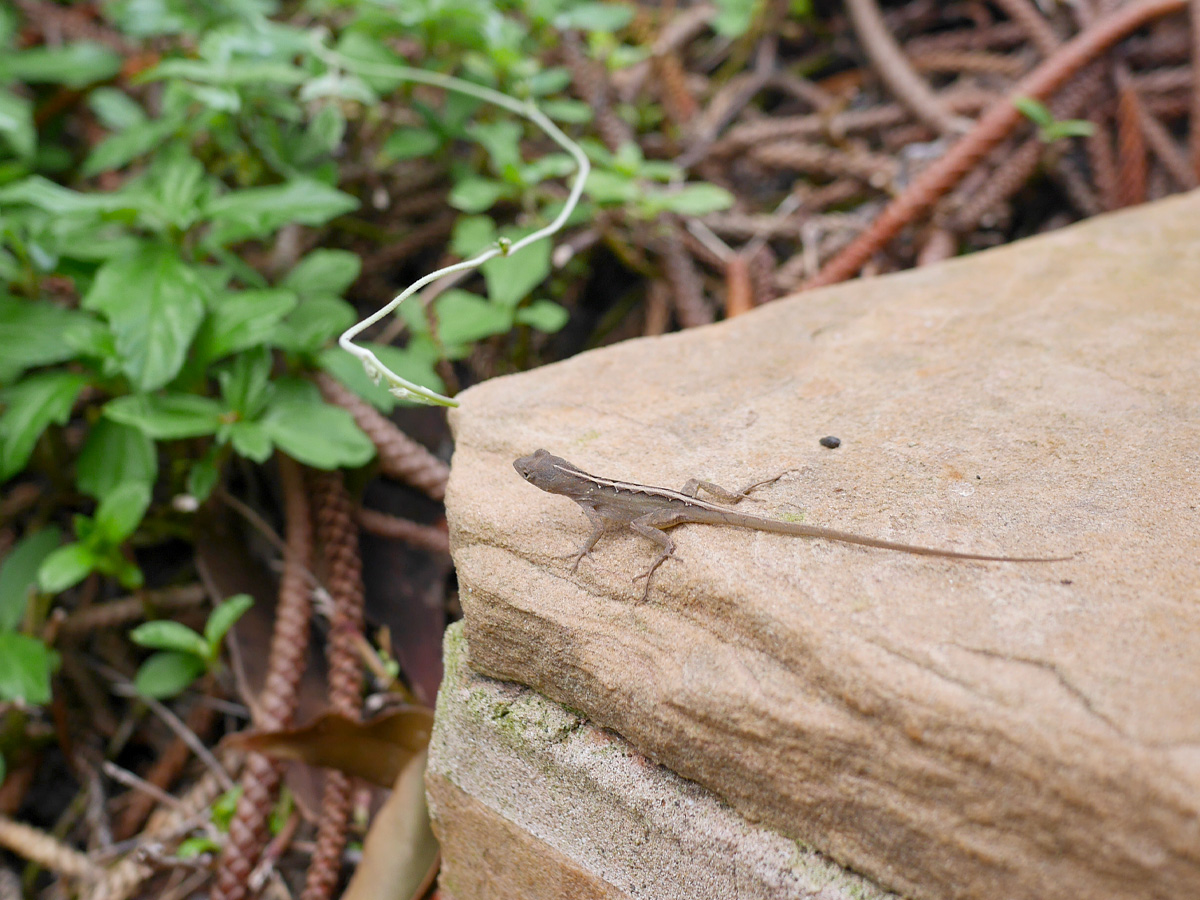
left=819, top=436, right=841, bottom=449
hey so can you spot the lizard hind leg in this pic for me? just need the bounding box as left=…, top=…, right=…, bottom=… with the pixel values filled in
left=679, top=471, right=787, bottom=505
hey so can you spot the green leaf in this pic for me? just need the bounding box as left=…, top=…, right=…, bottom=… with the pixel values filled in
left=204, top=179, right=359, bottom=245
left=540, top=98, right=593, bottom=125
left=92, top=482, right=151, bottom=545
left=204, top=594, right=253, bottom=651
left=555, top=3, right=635, bottom=31
left=649, top=183, right=735, bottom=216
left=176, top=836, right=222, bottom=859
left=194, top=288, right=298, bottom=364
left=379, top=127, right=440, bottom=164
left=306, top=104, right=347, bottom=156
left=281, top=250, right=361, bottom=299
left=82, top=116, right=183, bottom=176
left=0, top=371, right=87, bottom=482
left=317, top=343, right=445, bottom=413
left=88, top=88, right=147, bottom=131
left=516, top=299, right=569, bottom=333
left=712, top=0, right=758, bottom=37
left=434, top=290, right=514, bottom=344
left=1013, top=96, right=1055, bottom=129
left=102, top=0, right=199, bottom=36
left=520, top=153, right=579, bottom=186
left=104, top=393, right=226, bottom=440
left=130, top=620, right=208, bottom=657
left=133, top=650, right=207, bottom=699
left=0, top=42, right=122, bottom=88
left=217, top=348, right=274, bottom=420
left=227, top=421, right=272, bottom=462
left=107, top=554, right=144, bottom=590
left=272, top=297, right=356, bottom=355
left=584, top=169, right=638, bottom=204
left=83, top=244, right=209, bottom=391
left=1043, top=119, right=1095, bottom=141
left=187, top=456, right=219, bottom=503
left=134, top=147, right=210, bottom=230
left=76, top=419, right=158, bottom=501
left=260, top=379, right=375, bottom=469
left=300, top=70, right=377, bottom=105
left=482, top=237, right=551, bottom=308
left=0, top=296, right=107, bottom=381
left=0, top=528, right=61, bottom=632
left=467, top=121, right=524, bottom=174
left=211, top=786, right=243, bottom=829
left=0, top=176, right=134, bottom=215
left=146, top=58, right=307, bottom=88
left=38, top=542, right=98, bottom=594
left=450, top=215, right=497, bottom=258
left=0, top=89, right=34, bottom=159
left=526, top=67, right=571, bottom=96
left=448, top=177, right=510, bottom=214
left=0, top=633, right=60, bottom=705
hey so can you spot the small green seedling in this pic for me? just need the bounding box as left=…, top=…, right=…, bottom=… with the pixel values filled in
left=37, top=483, right=151, bottom=594
left=175, top=785, right=244, bottom=859
left=1013, top=96, right=1095, bottom=143
left=129, top=593, right=253, bottom=699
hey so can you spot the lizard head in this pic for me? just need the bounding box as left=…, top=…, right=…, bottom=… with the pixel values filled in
left=513, top=449, right=579, bottom=493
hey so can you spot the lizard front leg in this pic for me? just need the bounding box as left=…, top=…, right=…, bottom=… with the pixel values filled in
left=569, top=503, right=617, bottom=572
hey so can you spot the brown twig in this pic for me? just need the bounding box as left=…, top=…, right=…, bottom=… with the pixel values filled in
left=804, top=0, right=1188, bottom=289
left=300, top=470, right=365, bottom=900
left=904, top=20, right=1030, bottom=56
left=643, top=279, right=672, bottom=337
left=358, top=213, right=455, bottom=277
left=0, top=815, right=97, bottom=880
left=1120, top=68, right=1199, bottom=186
left=59, top=584, right=208, bottom=636
left=845, top=0, right=969, bottom=135
left=112, top=701, right=218, bottom=840
left=314, top=372, right=449, bottom=500
left=561, top=31, right=633, bottom=151
left=653, top=50, right=699, bottom=128
left=908, top=49, right=1030, bottom=77
left=723, top=255, right=754, bottom=317
left=212, top=455, right=314, bottom=900
left=659, top=221, right=714, bottom=328
left=992, top=0, right=1064, bottom=57
left=745, top=244, right=779, bottom=305
left=1115, top=72, right=1150, bottom=205
left=710, top=88, right=997, bottom=157
left=750, top=141, right=898, bottom=187
left=355, top=507, right=449, bottom=554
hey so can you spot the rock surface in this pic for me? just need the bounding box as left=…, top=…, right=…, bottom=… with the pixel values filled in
left=444, top=193, right=1200, bottom=900
left=428, top=623, right=894, bottom=900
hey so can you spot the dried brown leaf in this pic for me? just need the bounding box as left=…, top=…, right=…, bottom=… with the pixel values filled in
left=224, top=708, right=434, bottom=789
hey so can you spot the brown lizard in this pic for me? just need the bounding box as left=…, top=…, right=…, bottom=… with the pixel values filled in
left=514, top=449, right=1069, bottom=600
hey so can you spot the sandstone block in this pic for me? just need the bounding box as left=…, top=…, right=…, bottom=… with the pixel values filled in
left=445, top=193, right=1200, bottom=900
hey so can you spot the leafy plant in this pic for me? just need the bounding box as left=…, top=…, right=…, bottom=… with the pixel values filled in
left=37, top=482, right=151, bottom=593
left=0, top=0, right=736, bottom=708
left=0, top=529, right=62, bottom=705
left=130, top=593, right=254, bottom=699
